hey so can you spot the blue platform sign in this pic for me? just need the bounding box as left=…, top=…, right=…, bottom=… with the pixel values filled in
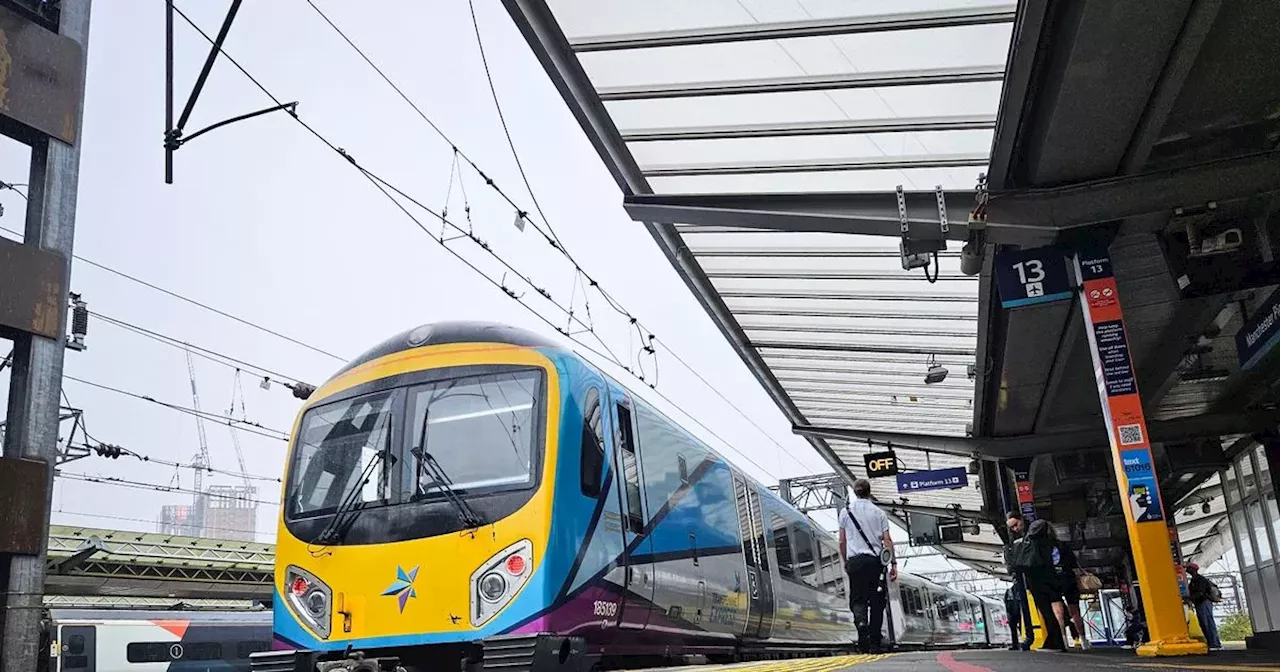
left=1237, top=288, right=1280, bottom=370
left=897, top=467, right=968, bottom=493
left=994, top=246, right=1073, bottom=308
left=1120, top=449, right=1163, bottom=522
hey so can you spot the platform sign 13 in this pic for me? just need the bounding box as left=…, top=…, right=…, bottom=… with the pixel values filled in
left=994, top=245, right=1073, bottom=308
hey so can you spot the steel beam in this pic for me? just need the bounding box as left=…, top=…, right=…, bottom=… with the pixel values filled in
left=795, top=410, right=1280, bottom=459
left=730, top=307, right=977, bottom=321
left=722, top=288, right=978, bottom=303
left=569, top=5, right=1016, bottom=51
left=624, top=190, right=975, bottom=241
left=769, top=361, right=978, bottom=378
left=503, top=0, right=857, bottom=488
left=985, top=150, right=1280, bottom=235
left=786, top=396, right=973, bottom=412
left=705, top=268, right=977, bottom=282
left=642, top=153, right=991, bottom=178
left=754, top=340, right=976, bottom=357
left=598, top=65, right=1006, bottom=101
left=621, top=114, right=998, bottom=142
left=742, top=323, right=976, bottom=339
left=1, top=3, right=89, bottom=669
left=689, top=245, right=961, bottom=259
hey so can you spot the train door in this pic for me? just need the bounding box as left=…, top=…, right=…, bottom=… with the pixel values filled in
left=731, top=473, right=772, bottom=638
left=748, top=485, right=776, bottom=638
left=56, top=625, right=95, bottom=672
left=611, top=392, right=654, bottom=630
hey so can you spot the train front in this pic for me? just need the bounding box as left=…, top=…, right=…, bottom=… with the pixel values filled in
left=260, top=324, right=566, bottom=672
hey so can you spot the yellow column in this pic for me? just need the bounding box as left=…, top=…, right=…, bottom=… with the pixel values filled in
left=1073, top=249, right=1205, bottom=657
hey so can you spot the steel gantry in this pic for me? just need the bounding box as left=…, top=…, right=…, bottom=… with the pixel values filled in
left=44, top=525, right=273, bottom=600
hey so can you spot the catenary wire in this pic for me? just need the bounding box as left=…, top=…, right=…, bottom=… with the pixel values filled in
left=62, top=375, right=291, bottom=441
left=58, top=472, right=279, bottom=507
left=304, top=1, right=811, bottom=473
left=53, top=508, right=267, bottom=540
left=90, top=310, right=307, bottom=387
left=0, top=222, right=346, bottom=363
left=168, top=5, right=801, bottom=480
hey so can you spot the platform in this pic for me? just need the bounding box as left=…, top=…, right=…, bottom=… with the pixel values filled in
left=624, top=649, right=1280, bottom=672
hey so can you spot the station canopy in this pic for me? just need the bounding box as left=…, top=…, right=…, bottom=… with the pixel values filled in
left=506, top=0, right=1015, bottom=571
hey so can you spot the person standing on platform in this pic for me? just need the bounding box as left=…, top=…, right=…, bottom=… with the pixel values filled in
left=1007, top=513, right=1067, bottom=651
left=1004, top=512, right=1037, bottom=650
left=1185, top=563, right=1222, bottom=650
left=839, top=478, right=897, bottom=654
left=1003, top=585, right=1023, bottom=649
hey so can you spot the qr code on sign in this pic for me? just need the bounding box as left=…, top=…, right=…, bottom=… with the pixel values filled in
left=1118, top=424, right=1144, bottom=446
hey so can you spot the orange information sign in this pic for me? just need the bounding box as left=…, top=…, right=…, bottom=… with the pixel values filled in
left=1074, top=249, right=1201, bottom=656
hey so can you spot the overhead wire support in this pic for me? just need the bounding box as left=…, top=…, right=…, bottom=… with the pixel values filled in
left=164, top=0, right=297, bottom=183
left=170, top=6, right=803, bottom=480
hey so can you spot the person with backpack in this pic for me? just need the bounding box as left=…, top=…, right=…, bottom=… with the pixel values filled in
left=1185, top=562, right=1222, bottom=649
left=838, top=479, right=897, bottom=654
left=1007, top=514, right=1067, bottom=651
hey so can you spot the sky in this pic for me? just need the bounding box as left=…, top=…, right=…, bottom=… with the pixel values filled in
left=0, top=1, right=859, bottom=544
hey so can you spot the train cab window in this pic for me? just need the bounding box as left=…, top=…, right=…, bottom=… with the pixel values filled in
left=580, top=389, right=605, bottom=497
left=772, top=514, right=795, bottom=579
left=615, top=403, right=643, bottom=533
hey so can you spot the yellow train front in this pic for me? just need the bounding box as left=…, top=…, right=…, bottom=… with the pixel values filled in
left=255, top=321, right=875, bottom=672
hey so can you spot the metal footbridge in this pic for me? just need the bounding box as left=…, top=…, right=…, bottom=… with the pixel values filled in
left=44, top=526, right=272, bottom=601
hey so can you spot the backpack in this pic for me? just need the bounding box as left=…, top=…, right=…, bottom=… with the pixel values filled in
left=1008, top=537, right=1050, bottom=570
left=1208, top=582, right=1223, bottom=603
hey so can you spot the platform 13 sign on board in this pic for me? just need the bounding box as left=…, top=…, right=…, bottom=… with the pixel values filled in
left=994, top=246, right=1073, bottom=308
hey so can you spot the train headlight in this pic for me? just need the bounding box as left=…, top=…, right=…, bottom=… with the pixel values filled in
left=470, top=539, right=532, bottom=627
left=284, top=566, right=332, bottom=639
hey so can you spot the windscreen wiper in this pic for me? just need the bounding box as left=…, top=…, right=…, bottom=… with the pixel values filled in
left=412, top=405, right=483, bottom=528
left=312, top=433, right=395, bottom=546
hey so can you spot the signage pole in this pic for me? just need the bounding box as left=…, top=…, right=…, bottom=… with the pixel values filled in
left=1073, top=248, right=1203, bottom=657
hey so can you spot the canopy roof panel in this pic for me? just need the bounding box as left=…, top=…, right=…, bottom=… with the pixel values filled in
left=506, top=0, right=1010, bottom=567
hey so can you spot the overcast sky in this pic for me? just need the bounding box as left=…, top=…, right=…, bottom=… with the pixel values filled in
left=0, top=1, right=862, bottom=541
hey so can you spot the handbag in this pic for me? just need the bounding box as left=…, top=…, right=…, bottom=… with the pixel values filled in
left=1077, top=571, right=1102, bottom=593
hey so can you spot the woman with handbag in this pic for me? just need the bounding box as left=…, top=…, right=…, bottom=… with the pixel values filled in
left=1047, top=526, right=1091, bottom=649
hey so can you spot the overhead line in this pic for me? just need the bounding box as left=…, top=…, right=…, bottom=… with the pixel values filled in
left=91, top=310, right=307, bottom=387
left=63, top=375, right=291, bottom=441
left=172, top=5, right=806, bottom=481
left=58, top=472, right=279, bottom=507
left=0, top=223, right=346, bottom=363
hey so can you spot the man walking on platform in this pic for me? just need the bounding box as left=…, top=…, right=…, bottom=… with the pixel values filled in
left=839, top=479, right=897, bottom=654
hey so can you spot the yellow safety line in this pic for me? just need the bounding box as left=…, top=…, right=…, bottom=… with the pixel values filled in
left=622, top=654, right=893, bottom=672
left=1132, top=664, right=1280, bottom=672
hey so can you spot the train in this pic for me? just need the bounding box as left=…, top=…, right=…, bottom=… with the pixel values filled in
left=253, top=322, right=1010, bottom=672
left=44, top=608, right=271, bottom=672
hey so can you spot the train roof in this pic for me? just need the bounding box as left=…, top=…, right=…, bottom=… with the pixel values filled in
left=332, top=321, right=560, bottom=378
left=47, top=609, right=272, bottom=624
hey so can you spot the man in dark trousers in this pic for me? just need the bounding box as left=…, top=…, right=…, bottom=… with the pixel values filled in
left=839, top=479, right=897, bottom=654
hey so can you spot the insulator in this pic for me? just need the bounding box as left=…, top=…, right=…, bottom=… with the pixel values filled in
left=291, top=382, right=316, bottom=400
left=71, top=300, right=88, bottom=337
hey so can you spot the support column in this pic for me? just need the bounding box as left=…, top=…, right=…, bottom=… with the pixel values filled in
left=1073, top=248, right=1204, bottom=657
left=0, top=3, right=91, bottom=670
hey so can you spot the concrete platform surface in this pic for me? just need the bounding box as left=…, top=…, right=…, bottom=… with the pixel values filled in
left=623, top=648, right=1280, bottom=672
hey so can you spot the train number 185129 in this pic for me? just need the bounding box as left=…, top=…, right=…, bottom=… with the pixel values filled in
left=593, top=600, right=619, bottom=618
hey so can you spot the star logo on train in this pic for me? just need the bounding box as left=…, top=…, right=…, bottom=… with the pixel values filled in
left=382, top=565, right=419, bottom=613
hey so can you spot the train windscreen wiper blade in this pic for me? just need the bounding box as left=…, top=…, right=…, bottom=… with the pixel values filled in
left=411, top=405, right=483, bottom=528
left=312, top=431, right=394, bottom=546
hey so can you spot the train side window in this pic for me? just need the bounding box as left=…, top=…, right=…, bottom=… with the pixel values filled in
left=66, top=635, right=85, bottom=655
left=127, top=643, right=169, bottom=663
left=772, top=514, right=795, bottom=579
left=580, top=389, right=605, bottom=497
left=791, top=524, right=817, bottom=587
left=615, top=403, right=643, bottom=533
left=186, top=642, right=222, bottom=660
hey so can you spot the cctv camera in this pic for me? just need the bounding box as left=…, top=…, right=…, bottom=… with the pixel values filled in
left=1202, top=501, right=1211, bottom=515
left=925, top=364, right=949, bottom=384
